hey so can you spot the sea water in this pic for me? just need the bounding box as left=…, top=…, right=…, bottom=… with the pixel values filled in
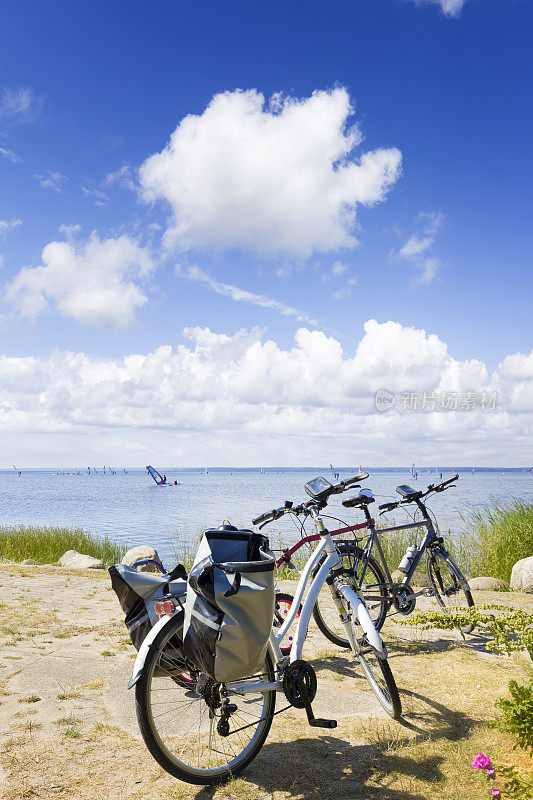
left=1, top=468, right=532, bottom=565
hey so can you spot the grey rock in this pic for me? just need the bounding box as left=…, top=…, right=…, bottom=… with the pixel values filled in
left=20, top=558, right=40, bottom=565
left=391, top=569, right=431, bottom=587
left=58, top=550, right=106, bottom=570
left=510, top=556, right=533, bottom=592
left=469, top=576, right=509, bottom=591
left=122, top=545, right=161, bottom=573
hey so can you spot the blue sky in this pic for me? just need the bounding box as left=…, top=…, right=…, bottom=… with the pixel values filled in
left=0, top=0, right=532, bottom=466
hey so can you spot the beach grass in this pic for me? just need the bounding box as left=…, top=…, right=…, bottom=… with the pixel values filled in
left=0, top=524, right=127, bottom=566
left=459, top=499, right=533, bottom=583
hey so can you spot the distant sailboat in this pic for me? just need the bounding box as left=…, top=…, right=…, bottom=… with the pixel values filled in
left=13, top=465, right=21, bottom=476
left=330, top=464, right=339, bottom=480
left=472, top=467, right=476, bottom=474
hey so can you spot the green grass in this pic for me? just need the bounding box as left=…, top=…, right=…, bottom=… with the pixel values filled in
left=0, top=524, right=127, bottom=566
left=459, top=499, right=533, bottom=583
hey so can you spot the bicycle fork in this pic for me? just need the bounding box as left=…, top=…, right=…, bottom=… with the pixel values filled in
left=330, top=582, right=388, bottom=659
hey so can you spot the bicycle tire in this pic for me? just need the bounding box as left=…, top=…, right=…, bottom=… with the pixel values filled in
left=274, top=592, right=302, bottom=656
left=135, top=611, right=276, bottom=785
left=426, top=548, right=475, bottom=634
left=357, top=650, right=402, bottom=719
left=312, top=544, right=389, bottom=647
left=339, top=591, right=402, bottom=719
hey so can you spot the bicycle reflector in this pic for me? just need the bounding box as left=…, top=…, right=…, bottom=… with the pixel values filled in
left=155, top=599, right=176, bottom=617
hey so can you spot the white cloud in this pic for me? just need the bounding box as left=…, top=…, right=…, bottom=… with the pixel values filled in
left=140, top=88, right=402, bottom=257
left=332, top=287, right=352, bottom=300
left=81, top=185, right=108, bottom=207
left=406, top=0, right=466, bottom=17
left=177, top=265, right=318, bottom=324
left=0, top=146, right=22, bottom=163
left=393, top=211, right=446, bottom=285
left=0, top=319, right=530, bottom=465
left=0, top=87, right=43, bottom=123
left=0, top=218, right=22, bottom=236
left=34, top=170, right=67, bottom=193
left=332, top=261, right=349, bottom=277
left=4, top=232, right=154, bottom=328
left=104, top=163, right=136, bottom=191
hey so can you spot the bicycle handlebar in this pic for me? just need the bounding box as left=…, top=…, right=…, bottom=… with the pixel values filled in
left=252, top=472, right=369, bottom=527
left=378, top=474, right=459, bottom=513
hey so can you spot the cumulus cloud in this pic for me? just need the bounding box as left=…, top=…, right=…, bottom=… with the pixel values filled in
left=0, top=218, right=22, bottom=236
left=177, top=265, right=318, bottom=324
left=1, top=319, right=530, bottom=465
left=4, top=232, right=154, bottom=328
left=139, top=88, right=402, bottom=257
left=34, top=170, right=67, bottom=193
left=393, top=211, right=446, bottom=285
left=405, top=0, right=466, bottom=17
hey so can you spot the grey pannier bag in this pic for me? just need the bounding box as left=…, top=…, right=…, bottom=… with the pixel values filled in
left=183, top=525, right=275, bottom=683
left=109, top=562, right=188, bottom=650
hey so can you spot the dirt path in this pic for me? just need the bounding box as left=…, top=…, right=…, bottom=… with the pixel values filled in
left=0, top=563, right=531, bottom=800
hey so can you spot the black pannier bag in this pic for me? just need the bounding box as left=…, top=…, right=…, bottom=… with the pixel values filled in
left=109, top=562, right=188, bottom=650
left=183, top=526, right=276, bottom=683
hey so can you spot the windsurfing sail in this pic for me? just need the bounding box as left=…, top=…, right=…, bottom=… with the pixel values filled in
left=13, top=465, right=21, bottom=476
left=146, top=465, right=165, bottom=485
left=330, top=464, right=339, bottom=480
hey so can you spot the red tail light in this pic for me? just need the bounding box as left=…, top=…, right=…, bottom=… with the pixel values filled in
left=155, top=599, right=176, bottom=617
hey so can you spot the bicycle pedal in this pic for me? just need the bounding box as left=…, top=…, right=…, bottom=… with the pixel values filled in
left=309, top=718, right=337, bottom=729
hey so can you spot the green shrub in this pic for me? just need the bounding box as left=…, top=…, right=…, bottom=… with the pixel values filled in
left=393, top=604, right=533, bottom=658
left=495, top=679, right=533, bottom=753
left=0, top=524, right=127, bottom=565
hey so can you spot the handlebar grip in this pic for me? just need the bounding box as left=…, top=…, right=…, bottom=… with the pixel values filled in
left=252, top=510, right=275, bottom=525
left=436, top=474, right=459, bottom=491
left=344, top=472, right=369, bottom=486
left=378, top=502, right=397, bottom=511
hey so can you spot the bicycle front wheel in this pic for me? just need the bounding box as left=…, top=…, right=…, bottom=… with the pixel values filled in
left=135, top=612, right=276, bottom=785
left=357, top=649, right=402, bottom=719
left=426, top=548, right=475, bottom=633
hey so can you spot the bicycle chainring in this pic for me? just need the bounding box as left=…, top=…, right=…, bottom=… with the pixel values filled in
left=392, top=585, right=416, bottom=615
left=282, top=660, right=317, bottom=709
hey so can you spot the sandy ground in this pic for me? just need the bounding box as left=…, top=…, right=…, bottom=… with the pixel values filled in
left=0, top=562, right=531, bottom=800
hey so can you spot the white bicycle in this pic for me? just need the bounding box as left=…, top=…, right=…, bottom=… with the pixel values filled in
left=129, top=473, right=401, bottom=785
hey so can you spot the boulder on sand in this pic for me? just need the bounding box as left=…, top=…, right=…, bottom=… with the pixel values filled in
left=468, top=576, right=509, bottom=591
left=391, top=569, right=431, bottom=587
left=59, top=550, right=105, bottom=570
left=510, top=556, right=533, bottom=592
left=121, top=545, right=162, bottom=573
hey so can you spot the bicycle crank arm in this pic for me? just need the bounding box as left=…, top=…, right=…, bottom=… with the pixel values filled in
left=299, top=676, right=337, bottom=729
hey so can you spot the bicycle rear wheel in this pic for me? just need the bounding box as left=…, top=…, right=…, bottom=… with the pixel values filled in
left=274, top=592, right=302, bottom=656
left=312, top=544, right=389, bottom=648
left=426, top=548, right=475, bottom=633
left=135, top=612, right=276, bottom=785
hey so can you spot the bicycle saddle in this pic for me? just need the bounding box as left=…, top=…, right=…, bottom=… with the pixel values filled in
left=342, top=492, right=375, bottom=508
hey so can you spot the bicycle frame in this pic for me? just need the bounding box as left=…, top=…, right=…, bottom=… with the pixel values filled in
left=229, top=516, right=387, bottom=697
left=356, top=500, right=443, bottom=603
